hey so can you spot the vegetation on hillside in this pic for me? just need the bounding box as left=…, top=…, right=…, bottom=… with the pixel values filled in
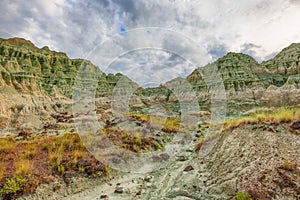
left=0, top=133, right=110, bottom=199
left=223, top=107, right=300, bottom=130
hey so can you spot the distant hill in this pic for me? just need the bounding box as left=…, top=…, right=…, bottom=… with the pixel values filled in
left=1, top=37, right=300, bottom=134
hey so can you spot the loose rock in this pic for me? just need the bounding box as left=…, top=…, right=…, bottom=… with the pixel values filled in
left=144, top=176, right=152, bottom=182
left=100, top=194, right=109, bottom=199
left=114, top=186, right=124, bottom=194
left=179, top=156, right=186, bottom=161
left=184, top=165, right=194, bottom=172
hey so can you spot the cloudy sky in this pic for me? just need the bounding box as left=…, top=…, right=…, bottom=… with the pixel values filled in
left=1, top=0, right=300, bottom=86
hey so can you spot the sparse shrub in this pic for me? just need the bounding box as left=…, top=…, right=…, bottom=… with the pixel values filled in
left=236, top=191, right=253, bottom=200
left=282, top=157, right=297, bottom=171
left=0, top=175, right=27, bottom=195
left=72, top=150, right=84, bottom=164
left=48, top=141, right=64, bottom=168
left=57, top=165, right=65, bottom=174
left=79, top=166, right=85, bottom=172
left=104, top=165, right=110, bottom=173
left=25, top=142, right=36, bottom=159
left=60, top=133, right=85, bottom=151
left=134, top=132, right=142, bottom=146
left=102, top=165, right=111, bottom=178
left=197, top=123, right=210, bottom=133
left=97, top=171, right=102, bottom=177
left=42, top=143, right=49, bottom=150
left=0, top=164, right=4, bottom=181
left=153, top=141, right=164, bottom=150
left=121, top=143, right=128, bottom=149
left=15, top=159, right=32, bottom=176
left=127, top=113, right=149, bottom=123
left=132, top=144, right=139, bottom=152
left=0, top=137, right=15, bottom=155
left=281, top=144, right=297, bottom=171
left=162, top=118, right=180, bottom=133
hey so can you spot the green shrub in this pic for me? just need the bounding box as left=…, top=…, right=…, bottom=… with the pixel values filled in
left=79, top=166, right=85, bottom=172
left=0, top=176, right=27, bottom=195
left=236, top=191, right=252, bottom=200
left=42, top=143, right=49, bottom=150
left=57, top=165, right=65, bottom=174
left=97, top=171, right=102, bottom=177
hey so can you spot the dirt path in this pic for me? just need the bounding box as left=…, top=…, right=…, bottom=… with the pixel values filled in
left=66, top=140, right=216, bottom=200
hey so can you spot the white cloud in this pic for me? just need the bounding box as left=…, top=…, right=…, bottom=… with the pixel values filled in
left=106, top=50, right=194, bottom=87
left=0, top=0, right=300, bottom=85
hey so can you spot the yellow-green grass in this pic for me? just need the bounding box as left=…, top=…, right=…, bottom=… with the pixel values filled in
left=102, top=112, right=184, bottom=153
left=0, top=133, right=110, bottom=198
left=103, top=128, right=164, bottom=153
left=15, top=159, right=32, bottom=177
left=126, top=112, right=182, bottom=133
left=0, top=137, right=15, bottom=155
left=224, top=107, right=300, bottom=130
left=0, top=164, right=4, bottom=181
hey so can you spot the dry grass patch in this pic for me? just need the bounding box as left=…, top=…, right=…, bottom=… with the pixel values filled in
left=15, top=159, right=32, bottom=177
left=162, top=118, right=180, bottom=133
left=0, top=133, right=110, bottom=199
left=0, top=164, right=4, bottom=181
left=127, top=112, right=182, bottom=133
left=0, top=137, right=15, bottom=155
left=103, top=128, right=164, bottom=153
left=224, top=107, right=300, bottom=130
